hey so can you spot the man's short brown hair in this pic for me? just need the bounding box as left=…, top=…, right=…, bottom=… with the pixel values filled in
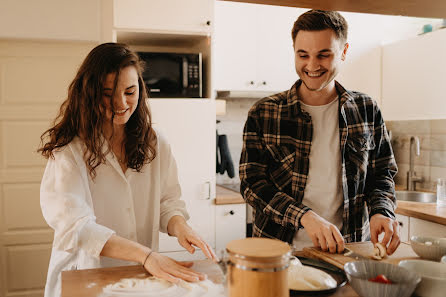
left=291, top=10, right=348, bottom=44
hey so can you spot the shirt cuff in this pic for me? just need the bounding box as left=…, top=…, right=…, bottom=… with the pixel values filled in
left=159, top=210, right=190, bottom=234
left=369, top=208, right=396, bottom=220
left=79, top=221, right=116, bottom=258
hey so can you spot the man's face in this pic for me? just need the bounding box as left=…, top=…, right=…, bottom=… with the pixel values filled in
left=294, top=29, right=348, bottom=92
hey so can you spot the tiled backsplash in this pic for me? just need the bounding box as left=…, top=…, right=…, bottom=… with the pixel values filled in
left=216, top=98, right=259, bottom=184
left=386, top=119, right=446, bottom=191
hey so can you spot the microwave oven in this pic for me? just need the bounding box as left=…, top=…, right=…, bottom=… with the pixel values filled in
left=137, top=52, right=202, bottom=98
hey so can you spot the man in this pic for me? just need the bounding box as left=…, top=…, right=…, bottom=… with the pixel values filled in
left=239, top=10, right=400, bottom=255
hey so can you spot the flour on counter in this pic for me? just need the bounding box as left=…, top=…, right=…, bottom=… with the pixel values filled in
left=100, top=276, right=225, bottom=297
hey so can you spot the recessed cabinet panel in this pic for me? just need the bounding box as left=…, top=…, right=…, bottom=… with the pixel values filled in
left=3, top=183, right=48, bottom=230
left=2, top=122, right=49, bottom=167
left=1, top=57, right=80, bottom=105
left=6, top=244, right=52, bottom=291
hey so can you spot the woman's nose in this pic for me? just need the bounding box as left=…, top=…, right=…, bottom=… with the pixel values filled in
left=114, top=94, right=127, bottom=108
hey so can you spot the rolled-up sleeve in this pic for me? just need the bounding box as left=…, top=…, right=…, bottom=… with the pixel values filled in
left=158, top=135, right=190, bottom=234
left=40, top=149, right=115, bottom=258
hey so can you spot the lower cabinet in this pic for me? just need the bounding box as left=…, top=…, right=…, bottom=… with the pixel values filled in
left=395, top=214, right=410, bottom=242
left=409, top=217, right=446, bottom=238
left=215, top=204, right=247, bottom=253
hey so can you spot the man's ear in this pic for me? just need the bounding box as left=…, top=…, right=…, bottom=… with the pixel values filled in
left=341, top=43, right=349, bottom=61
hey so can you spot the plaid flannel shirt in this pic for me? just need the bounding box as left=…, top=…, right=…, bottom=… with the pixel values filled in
left=240, top=80, right=397, bottom=244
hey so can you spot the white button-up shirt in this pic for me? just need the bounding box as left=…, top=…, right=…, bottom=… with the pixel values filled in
left=40, top=130, right=189, bottom=297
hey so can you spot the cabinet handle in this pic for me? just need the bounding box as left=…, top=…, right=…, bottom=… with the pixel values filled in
left=229, top=210, right=235, bottom=215
left=262, top=81, right=266, bottom=85
left=206, top=20, right=211, bottom=26
left=398, top=221, right=403, bottom=227
left=206, top=181, right=211, bottom=200
left=250, top=81, right=254, bottom=85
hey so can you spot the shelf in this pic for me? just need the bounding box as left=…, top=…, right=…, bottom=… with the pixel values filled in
left=115, top=29, right=210, bottom=47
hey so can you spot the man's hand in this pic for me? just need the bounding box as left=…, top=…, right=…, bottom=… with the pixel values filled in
left=301, top=211, right=345, bottom=253
left=370, top=213, right=400, bottom=255
left=167, top=215, right=218, bottom=261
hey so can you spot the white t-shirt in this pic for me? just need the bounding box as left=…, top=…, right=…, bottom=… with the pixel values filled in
left=293, top=98, right=344, bottom=251
left=40, top=129, right=189, bottom=297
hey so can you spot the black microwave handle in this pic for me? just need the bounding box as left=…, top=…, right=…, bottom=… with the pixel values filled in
left=182, top=57, right=188, bottom=89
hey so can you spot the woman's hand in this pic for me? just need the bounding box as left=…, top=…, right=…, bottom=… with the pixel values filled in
left=167, top=216, right=218, bottom=261
left=143, top=251, right=206, bottom=283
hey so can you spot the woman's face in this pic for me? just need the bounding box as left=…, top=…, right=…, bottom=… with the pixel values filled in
left=102, top=65, right=139, bottom=128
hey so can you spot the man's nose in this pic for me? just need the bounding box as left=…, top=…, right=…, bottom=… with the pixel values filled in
left=306, top=57, right=320, bottom=71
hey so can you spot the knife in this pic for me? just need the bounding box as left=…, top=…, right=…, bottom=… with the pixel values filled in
left=343, top=247, right=372, bottom=261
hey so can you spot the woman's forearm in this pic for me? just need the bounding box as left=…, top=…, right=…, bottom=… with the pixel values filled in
left=100, top=234, right=151, bottom=264
left=167, top=215, right=188, bottom=237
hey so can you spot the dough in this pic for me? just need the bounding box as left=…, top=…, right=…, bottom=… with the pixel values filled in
left=288, top=257, right=337, bottom=291
left=102, top=276, right=225, bottom=297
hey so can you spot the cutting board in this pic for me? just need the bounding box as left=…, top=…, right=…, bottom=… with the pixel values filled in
left=302, top=241, right=419, bottom=270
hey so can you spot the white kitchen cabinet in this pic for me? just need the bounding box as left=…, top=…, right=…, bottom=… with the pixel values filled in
left=114, top=0, right=213, bottom=34
left=215, top=203, right=247, bottom=253
left=395, top=214, right=410, bottom=242
left=149, top=99, right=216, bottom=252
left=214, top=1, right=300, bottom=92
left=409, top=217, right=446, bottom=238
left=0, top=0, right=101, bottom=41
left=382, top=29, right=446, bottom=120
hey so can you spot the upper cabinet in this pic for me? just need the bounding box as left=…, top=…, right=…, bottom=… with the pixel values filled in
left=113, top=0, right=213, bottom=34
left=213, top=2, right=300, bottom=92
left=382, top=29, right=446, bottom=120
left=0, top=0, right=101, bottom=41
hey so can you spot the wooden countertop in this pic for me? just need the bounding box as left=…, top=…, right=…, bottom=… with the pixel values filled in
left=62, top=257, right=360, bottom=297
left=395, top=200, right=446, bottom=225
left=215, top=185, right=244, bottom=205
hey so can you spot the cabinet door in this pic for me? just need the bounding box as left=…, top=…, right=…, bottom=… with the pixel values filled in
left=215, top=204, right=246, bottom=253
left=254, top=4, right=299, bottom=92
left=382, top=29, right=446, bottom=120
left=395, top=214, right=410, bottom=242
left=149, top=99, right=216, bottom=252
left=213, top=1, right=257, bottom=90
left=214, top=2, right=301, bottom=92
left=409, top=217, right=446, bottom=238
left=114, top=0, right=212, bottom=34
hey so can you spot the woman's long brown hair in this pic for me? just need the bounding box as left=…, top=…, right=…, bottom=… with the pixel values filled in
left=38, top=43, right=157, bottom=178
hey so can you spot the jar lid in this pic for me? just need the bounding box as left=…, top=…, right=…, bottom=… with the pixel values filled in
left=226, top=238, right=290, bottom=260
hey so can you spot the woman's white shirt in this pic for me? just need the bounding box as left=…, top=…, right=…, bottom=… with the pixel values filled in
left=40, top=130, right=189, bottom=297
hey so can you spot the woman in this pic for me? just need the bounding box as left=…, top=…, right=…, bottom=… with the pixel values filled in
left=38, top=43, right=217, bottom=297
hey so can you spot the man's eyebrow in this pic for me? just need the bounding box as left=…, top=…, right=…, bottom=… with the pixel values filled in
left=296, top=49, right=333, bottom=54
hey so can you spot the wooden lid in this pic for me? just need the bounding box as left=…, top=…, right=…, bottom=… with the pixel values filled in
left=226, top=238, right=290, bottom=259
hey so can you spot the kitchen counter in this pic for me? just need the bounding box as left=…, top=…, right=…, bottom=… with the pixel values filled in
left=61, top=255, right=360, bottom=297
left=215, top=185, right=244, bottom=205
left=395, top=200, right=446, bottom=225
